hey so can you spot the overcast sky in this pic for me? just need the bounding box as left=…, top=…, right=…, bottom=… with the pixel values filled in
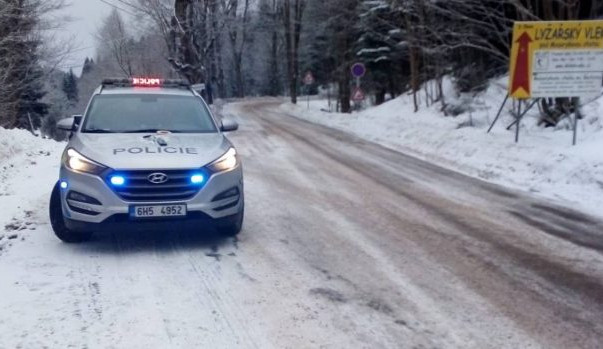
left=57, top=1, right=121, bottom=74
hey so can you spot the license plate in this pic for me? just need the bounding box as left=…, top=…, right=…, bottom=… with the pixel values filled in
left=130, top=204, right=187, bottom=218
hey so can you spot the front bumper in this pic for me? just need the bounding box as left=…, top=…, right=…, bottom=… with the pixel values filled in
left=59, top=165, right=243, bottom=231
left=63, top=212, right=225, bottom=233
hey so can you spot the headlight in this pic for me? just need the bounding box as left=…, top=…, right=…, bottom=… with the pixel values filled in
left=62, top=148, right=106, bottom=175
left=207, top=148, right=238, bottom=173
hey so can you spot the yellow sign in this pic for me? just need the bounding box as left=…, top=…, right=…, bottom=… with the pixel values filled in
left=509, top=20, right=603, bottom=99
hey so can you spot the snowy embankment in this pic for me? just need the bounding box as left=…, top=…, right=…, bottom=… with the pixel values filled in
left=280, top=80, right=603, bottom=218
left=0, top=129, right=64, bottom=254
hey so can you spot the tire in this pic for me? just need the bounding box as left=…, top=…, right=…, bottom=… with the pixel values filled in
left=215, top=205, right=244, bottom=237
left=49, top=182, right=92, bottom=243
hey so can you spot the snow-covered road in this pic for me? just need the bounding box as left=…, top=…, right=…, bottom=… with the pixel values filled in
left=1, top=100, right=602, bottom=348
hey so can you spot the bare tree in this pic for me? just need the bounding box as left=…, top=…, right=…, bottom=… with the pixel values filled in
left=209, top=0, right=227, bottom=98
left=93, top=0, right=602, bottom=117
left=267, top=0, right=281, bottom=96
left=226, top=0, right=252, bottom=97
left=279, top=0, right=306, bottom=104
left=97, top=9, right=135, bottom=77
left=133, top=0, right=232, bottom=100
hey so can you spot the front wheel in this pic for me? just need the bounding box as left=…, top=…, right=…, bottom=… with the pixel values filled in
left=49, top=182, right=93, bottom=243
left=215, top=206, right=244, bottom=237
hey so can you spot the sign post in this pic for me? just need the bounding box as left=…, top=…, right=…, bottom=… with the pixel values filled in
left=303, top=71, right=314, bottom=110
left=573, top=98, right=580, bottom=146
left=351, top=62, right=366, bottom=87
left=506, top=20, right=603, bottom=144
left=351, top=63, right=366, bottom=78
left=351, top=63, right=367, bottom=109
left=352, top=87, right=365, bottom=102
left=515, top=101, right=522, bottom=143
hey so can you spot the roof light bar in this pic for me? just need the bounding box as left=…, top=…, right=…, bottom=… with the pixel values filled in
left=101, top=78, right=191, bottom=89
left=132, top=77, right=161, bottom=86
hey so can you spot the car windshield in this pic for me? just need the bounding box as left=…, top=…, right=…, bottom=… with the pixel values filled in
left=82, top=94, right=217, bottom=133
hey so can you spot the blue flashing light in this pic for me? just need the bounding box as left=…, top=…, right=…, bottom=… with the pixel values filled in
left=190, top=174, right=205, bottom=185
left=60, top=181, right=68, bottom=189
left=110, top=175, right=126, bottom=186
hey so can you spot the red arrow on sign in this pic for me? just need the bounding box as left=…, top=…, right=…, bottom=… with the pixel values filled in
left=352, top=87, right=365, bottom=101
left=511, top=32, right=532, bottom=96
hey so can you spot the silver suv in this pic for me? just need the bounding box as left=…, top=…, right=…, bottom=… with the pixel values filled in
left=49, top=78, right=244, bottom=242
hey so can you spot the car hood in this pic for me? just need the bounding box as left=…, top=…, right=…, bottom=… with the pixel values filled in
left=70, top=133, right=231, bottom=170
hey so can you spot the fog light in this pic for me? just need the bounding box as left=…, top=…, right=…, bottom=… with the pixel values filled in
left=212, top=187, right=240, bottom=202
left=110, top=175, right=125, bottom=186
left=60, top=181, right=68, bottom=189
left=67, top=191, right=102, bottom=205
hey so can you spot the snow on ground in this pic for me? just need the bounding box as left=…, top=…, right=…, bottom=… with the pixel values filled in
left=0, top=128, right=65, bottom=255
left=280, top=79, right=603, bottom=218
left=0, top=104, right=602, bottom=348
left=0, top=122, right=463, bottom=349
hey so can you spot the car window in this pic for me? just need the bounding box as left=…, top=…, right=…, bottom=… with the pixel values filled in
left=82, top=94, right=218, bottom=133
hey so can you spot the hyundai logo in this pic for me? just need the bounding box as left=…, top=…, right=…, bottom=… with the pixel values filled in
left=148, top=172, right=169, bottom=184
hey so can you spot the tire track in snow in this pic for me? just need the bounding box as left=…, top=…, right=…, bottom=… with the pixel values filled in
left=174, top=234, right=261, bottom=349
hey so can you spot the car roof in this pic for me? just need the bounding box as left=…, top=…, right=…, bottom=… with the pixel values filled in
left=98, top=87, right=195, bottom=96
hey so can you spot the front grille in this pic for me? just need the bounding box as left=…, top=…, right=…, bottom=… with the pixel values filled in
left=107, top=169, right=203, bottom=202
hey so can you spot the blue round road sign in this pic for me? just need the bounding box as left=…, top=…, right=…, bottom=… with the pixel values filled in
left=351, top=63, right=366, bottom=78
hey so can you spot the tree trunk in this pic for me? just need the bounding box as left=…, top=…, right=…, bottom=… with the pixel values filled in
left=269, top=28, right=280, bottom=95
left=542, top=0, right=555, bottom=20
left=375, top=90, right=386, bottom=105
left=284, top=1, right=297, bottom=103
left=339, top=63, right=351, bottom=113
left=409, top=45, right=420, bottom=113
left=291, top=0, right=305, bottom=104
left=267, top=0, right=280, bottom=96
left=402, top=1, right=421, bottom=113
left=172, top=0, right=205, bottom=84
left=234, top=53, right=245, bottom=97
left=281, top=0, right=305, bottom=104
left=209, top=0, right=226, bottom=98
left=216, top=37, right=226, bottom=98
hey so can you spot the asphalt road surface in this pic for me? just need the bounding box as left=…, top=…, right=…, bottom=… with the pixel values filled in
left=0, top=99, right=601, bottom=348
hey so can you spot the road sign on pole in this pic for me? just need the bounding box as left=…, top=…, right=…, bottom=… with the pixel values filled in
left=303, top=71, right=315, bottom=85
left=509, top=20, right=603, bottom=99
left=352, top=87, right=365, bottom=102
left=351, top=63, right=366, bottom=78
left=303, top=72, right=314, bottom=109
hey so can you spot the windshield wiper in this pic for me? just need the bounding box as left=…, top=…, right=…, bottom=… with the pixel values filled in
left=84, top=129, right=115, bottom=133
left=123, top=129, right=180, bottom=133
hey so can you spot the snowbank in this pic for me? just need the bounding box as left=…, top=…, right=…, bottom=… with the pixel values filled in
left=1, top=128, right=45, bottom=162
left=0, top=128, right=65, bottom=254
left=280, top=79, right=603, bottom=218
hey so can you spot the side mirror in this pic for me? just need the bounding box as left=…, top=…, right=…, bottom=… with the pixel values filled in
left=57, top=115, right=82, bottom=132
left=57, top=117, right=75, bottom=131
left=220, top=119, right=239, bottom=132
left=73, top=115, right=82, bottom=128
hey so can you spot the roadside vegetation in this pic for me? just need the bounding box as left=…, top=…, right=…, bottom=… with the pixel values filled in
left=1, top=1, right=602, bottom=139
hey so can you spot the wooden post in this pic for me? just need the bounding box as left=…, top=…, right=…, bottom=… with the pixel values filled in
left=573, top=98, right=580, bottom=146
left=27, top=112, right=38, bottom=137
left=487, top=93, right=510, bottom=133
left=515, top=100, right=521, bottom=143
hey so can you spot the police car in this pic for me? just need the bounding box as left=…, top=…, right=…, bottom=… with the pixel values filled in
left=49, top=78, right=244, bottom=242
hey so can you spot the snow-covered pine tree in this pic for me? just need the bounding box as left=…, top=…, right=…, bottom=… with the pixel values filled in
left=41, top=69, right=71, bottom=140
left=356, top=0, right=406, bottom=105
left=298, top=0, right=334, bottom=95
left=82, top=58, right=94, bottom=75
left=256, top=0, right=283, bottom=96
left=15, top=61, right=48, bottom=131
left=62, top=69, right=79, bottom=105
